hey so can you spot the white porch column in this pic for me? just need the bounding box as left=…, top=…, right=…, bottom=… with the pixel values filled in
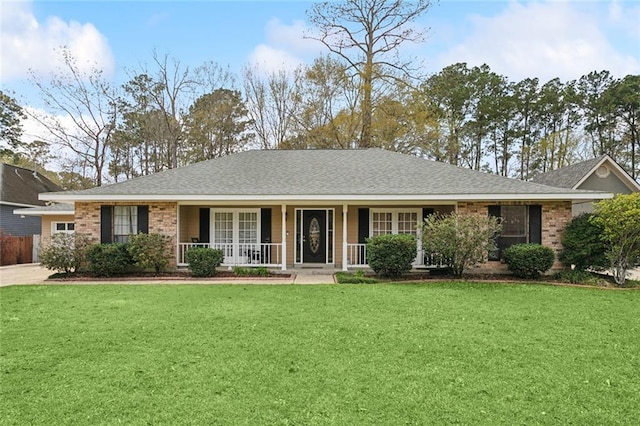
left=342, top=204, right=348, bottom=271
left=281, top=204, right=287, bottom=270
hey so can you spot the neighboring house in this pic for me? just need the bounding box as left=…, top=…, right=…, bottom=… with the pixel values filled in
left=0, top=163, right=62, bottom=236
left=531, top=155, right=640, bottom=215
left=13, top=203, right=76, bottom=243
left=40, top=149, right=613, bottom=272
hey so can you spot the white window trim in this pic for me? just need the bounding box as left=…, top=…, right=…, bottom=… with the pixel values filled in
left=210, top=208, right=261, bottom=265
left=369, top=208, right=421, bottom=236
left=51, top=222, right=75, bottom=234
left=369, top=208, right=423, bottom=265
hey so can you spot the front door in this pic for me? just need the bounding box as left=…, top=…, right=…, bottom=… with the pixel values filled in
left=302, top=210, right=326, bottom=263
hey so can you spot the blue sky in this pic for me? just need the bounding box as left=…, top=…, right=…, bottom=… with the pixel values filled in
left=1, top=0, right=639, bottom=130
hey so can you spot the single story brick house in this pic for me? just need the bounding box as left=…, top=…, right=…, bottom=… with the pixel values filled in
left=40, top=149, right=613, bottom=272
left=531, top=154, right=640, bottom=216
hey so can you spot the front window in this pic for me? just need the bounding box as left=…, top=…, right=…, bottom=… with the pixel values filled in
left=114, top=206, right=137, bottom=243
left=489, top=205, right=537, bottom=261
left=371, top=210, right=420, bottom=237
left=398, top=212, right=419, bottom=237
left=500, top=206, right=527, bottom=238
left=370, top=209, right=422, bottom=265
left=372, top=212, right=393, bottom=236
left=211, top=209, right=260, bottom=264
left=238, top=212, right=258, bottom=244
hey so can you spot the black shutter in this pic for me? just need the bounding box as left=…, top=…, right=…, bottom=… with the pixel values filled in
left=488, top=205, right=502, bottom=260
left=199, top=208, right=210, bottom=243
left=528, top=205, right=542, bottom=244
left=100, top=205, right=113, bottom=243
left=358, top=208, right=369, bottom=243
left=422, top=208, right=434, bottom=222
left=261, top=208, right=272, bottom=243
left=137, top=206, right=149, bottom=234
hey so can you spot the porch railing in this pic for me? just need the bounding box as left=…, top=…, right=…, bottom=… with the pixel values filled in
left=178, top=242, right=282, bottom=267
left=346, top=243, right=368, bottom=267
left=346, top=243, right=452, bottom=269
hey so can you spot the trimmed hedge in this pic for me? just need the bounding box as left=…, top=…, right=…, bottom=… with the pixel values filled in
left=503, top=243, right=555, bottom=279
left=86, top=243, right=134, bottom=277
left=366, top=234, right=417, bottom=277
left=185, top=248, right=224, bottom=277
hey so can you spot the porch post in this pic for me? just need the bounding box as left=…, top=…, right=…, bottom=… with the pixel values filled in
left=175, top=203, right=180, bottom=266
left=342, top=204, right=348, bottom=271
left=281, top=204, right=287, bottom=270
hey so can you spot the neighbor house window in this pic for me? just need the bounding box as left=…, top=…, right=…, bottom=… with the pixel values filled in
left=52, top=222, right=74, bottom=234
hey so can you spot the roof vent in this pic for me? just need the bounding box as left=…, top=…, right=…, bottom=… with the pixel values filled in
left=596, top=165, right=610, bottom=178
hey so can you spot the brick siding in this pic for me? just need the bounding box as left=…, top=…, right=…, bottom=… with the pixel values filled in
left=74, top=201, right=178, bottom=267
left=458, top=200, right=572, bottom=273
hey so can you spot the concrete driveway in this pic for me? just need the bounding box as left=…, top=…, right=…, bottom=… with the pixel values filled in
left=0, top=264, right=51, bottom=287
left=0, top=264, right=336, bottom=286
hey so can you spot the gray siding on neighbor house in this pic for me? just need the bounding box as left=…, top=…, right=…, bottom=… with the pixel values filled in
left=0, top=204, right=41, bottom=236
left=578, top=173, right=634, bottom=194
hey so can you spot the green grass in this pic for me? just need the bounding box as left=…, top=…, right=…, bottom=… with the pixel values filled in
left=1, top=283, right=639, bottom=425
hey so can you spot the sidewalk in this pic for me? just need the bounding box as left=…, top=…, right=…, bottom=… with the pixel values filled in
left=0, top=264, right=336, bottom=287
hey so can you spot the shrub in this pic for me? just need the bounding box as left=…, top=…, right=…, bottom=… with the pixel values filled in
left=503, top=244, right=555, bottom=278
left=559, top=213, right=608, bottom=271
left=366, top=234, right=417, bottom=277
left=185, top=248, right=224, bottom=277
left=39, top=233, right=91, bottom=274
left=552, top=269, right=607, bottom=286
left=233, top=266, right=270, bottom=277
left=86, top=243, right=134, bottom=277
left=421, top=212, right=502, bottom=277
left=591, top=193, right=640, bottom=286
left=128, top=233, right=172, bottom=273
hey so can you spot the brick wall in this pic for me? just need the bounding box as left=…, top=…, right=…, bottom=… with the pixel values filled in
left=458, top=200, right=573, bottom=273
left=74, top=201, right=178, bottom=267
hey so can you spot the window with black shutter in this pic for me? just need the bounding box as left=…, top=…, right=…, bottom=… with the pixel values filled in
left=101, top=205, right=149, bottom=243
left=488, top=205, right=542, bottom=260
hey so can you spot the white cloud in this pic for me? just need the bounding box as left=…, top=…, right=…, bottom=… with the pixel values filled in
left=248, top=44, right=305, bottom=74
left=247, top=18, right=323, bottom=74
left=608, top=0, right=640, bottom=40
left=437, top=1, right=640, bottom=82
left=0, top=0, right=114, bottom=82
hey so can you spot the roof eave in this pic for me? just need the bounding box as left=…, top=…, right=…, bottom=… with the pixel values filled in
left=13, top=207, right=75, bottom=216
left=39, top=192, right=615, bottom=203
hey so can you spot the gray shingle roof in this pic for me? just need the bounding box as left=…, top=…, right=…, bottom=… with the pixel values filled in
left=0, top=163, right=62, bottom=206
left=43, top=149, right=604, bottom=200
left=530, top=155, right=607, bottom=189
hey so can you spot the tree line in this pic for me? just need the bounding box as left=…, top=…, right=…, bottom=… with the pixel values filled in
left=0, top=0, right=638, bottom=188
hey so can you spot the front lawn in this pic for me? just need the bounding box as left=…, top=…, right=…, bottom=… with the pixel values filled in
left=1, top=283, right=638, bottom=425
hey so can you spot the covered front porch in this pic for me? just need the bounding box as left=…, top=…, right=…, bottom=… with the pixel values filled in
left=176, top=203, right=455, bottom=270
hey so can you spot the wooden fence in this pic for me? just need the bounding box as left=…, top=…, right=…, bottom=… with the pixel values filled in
left=0, top=234, right=33, bottom=266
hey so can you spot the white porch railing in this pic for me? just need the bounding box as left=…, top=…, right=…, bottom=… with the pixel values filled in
left=178, top=242, right=282, bottom=267
left=346, top=243, right=368, bottom=267
left=346, top=243, right=451, bottom=269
